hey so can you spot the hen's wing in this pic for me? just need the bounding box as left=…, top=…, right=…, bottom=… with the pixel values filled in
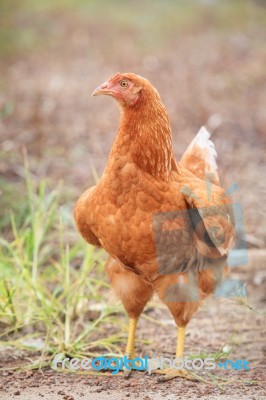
left=178, top=166, right=235, bottom=259
left=74, top=186, right=101, bottom=247
left=180, top=127, right=220, bottom=185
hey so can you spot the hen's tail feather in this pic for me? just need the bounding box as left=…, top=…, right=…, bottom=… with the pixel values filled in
left=180, top=127, right=220, bottom=185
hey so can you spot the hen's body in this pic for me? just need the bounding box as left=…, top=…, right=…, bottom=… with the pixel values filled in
left=77, top=162, right=187, bottom=276
left=74, top=73, right=235, bottom=380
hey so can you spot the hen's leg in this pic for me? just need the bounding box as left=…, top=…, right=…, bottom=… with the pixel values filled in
left=105, top=258, right=153, bottom=377
left=125, top=317, right=138, bottom=359
left=153, top=274, right=200, bottom=382
left=155, top=326, right=197, bottom=382
left=176, top=326, right=185, bottom=358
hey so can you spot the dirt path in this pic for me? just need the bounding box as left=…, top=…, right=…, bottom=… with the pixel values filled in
left=0, top=366, right=265, bottom=400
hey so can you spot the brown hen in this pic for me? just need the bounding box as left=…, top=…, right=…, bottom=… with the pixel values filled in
left=74, top=73, right=235, bottom=381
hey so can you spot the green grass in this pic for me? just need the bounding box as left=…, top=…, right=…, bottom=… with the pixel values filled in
left=0, top=159, right=126, bottom=370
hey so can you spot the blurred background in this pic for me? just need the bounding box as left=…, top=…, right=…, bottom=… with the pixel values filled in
left=0, top=1, right=266, bottom=389
left=1, top=0, right=266, bottom=241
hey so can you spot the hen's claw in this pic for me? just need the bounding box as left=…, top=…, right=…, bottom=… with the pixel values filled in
left=123, top=356, right=142, bottom=379
left=123, top=367, right=132, bottom=379
left=154, top=368, right=197, bottom=382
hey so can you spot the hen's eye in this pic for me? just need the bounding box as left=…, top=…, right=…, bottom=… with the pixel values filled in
left=120, top=80, right=129, bottom=88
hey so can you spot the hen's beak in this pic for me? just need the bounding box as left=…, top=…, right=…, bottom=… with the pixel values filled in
left=92, top=81, right=112, bottom=97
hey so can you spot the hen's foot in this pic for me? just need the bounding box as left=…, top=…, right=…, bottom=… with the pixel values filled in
left=123, top=355, right=142, bottom=379
left=154, top=368, right=198, bottom=382
left=124, top=367, right=132, bottom=379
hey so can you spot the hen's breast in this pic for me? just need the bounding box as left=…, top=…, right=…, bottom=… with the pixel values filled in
left=88, top=163, right=194, bottom=274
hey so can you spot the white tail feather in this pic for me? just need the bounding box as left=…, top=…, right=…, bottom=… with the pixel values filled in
left=180, top=126, right=220, bottom=184
left=187, top=126, right=218, bottom=171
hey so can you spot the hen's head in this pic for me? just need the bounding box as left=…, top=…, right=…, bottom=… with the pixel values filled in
left=92, top=72, right=157, bottom=107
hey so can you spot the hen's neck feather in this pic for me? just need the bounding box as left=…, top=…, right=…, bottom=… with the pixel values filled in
left=106, top=88, right=174, bottom=180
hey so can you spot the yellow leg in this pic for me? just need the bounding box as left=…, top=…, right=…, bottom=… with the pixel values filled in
left=125, top=317, right=138, bottom=358
left=155, top=326, right=197, bottom=382
left=176, top=326, right=185, bottom=358
left=124, top=317, right=138, bottom=378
